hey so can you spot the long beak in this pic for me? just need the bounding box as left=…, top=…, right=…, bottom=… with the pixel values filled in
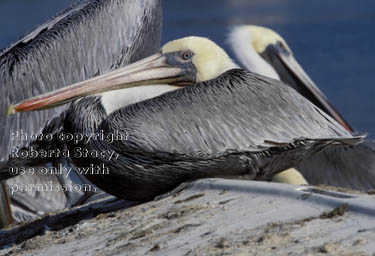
left=8, top=52, right=193, bottom=114
left=261, top=44, right=355, bottom=133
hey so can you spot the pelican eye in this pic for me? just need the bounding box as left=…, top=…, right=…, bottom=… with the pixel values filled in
left=276, top=41, right=288, bottom=54
left=181, top=51, right=193, bottom=61
left=276, top=41, right=284, bottom=48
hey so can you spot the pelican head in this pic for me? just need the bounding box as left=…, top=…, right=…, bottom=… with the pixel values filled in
left=228, top=25, right=354, bottom=132
left=162, top=37, right=238, bottom=82
left=227, top=25, right=290, bottom=80
left=247, top=25, right=291, bottom=55
left=9, top=37, right=238, bottom=113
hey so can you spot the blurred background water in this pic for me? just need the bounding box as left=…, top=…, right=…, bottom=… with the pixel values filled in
left=0, top=0, right=374, bottom=137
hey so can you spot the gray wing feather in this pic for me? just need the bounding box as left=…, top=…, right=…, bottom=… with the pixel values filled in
left=1, top=0, right=162, bottom=161
left=298, top=140, right=375, bottom=191
left=107, top=69, right=358, bottom=158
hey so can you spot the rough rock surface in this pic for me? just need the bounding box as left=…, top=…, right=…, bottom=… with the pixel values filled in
left=0, top=179, right=374, bottom=256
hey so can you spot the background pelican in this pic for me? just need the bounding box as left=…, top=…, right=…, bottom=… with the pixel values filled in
left=227, top=25, right=375, bottom=191
left=0, top=0, right=162, bottom=223
left=7, top=37, right=363, bottom=201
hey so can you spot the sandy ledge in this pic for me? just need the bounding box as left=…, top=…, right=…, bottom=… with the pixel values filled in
left=1, top=179, right=375, bottom=256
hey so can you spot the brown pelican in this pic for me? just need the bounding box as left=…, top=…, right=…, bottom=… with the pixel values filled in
left=0, top=0, right=162, bottom=223
left=6, top=37, right=363, bottom=201
left=227, top=25, right=375, bottom=191
left=228, top=25, right=353, bottom=132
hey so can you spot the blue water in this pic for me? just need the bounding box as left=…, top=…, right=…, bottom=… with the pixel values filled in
left=0, top=0, right=374, bottom=137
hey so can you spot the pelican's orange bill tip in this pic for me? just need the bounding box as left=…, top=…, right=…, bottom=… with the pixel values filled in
left=7, top=105, right=16, bottom=115
left=7, top=98, right=43, bottom=115
left=8, top=102, right=31, bottom=115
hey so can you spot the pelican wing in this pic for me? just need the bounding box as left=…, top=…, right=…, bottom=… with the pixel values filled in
left=0, top=0, right=162, bottom=161
left=106, top=69, right=359, bottom=159
left=298, top=140, right=375, bottom=192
